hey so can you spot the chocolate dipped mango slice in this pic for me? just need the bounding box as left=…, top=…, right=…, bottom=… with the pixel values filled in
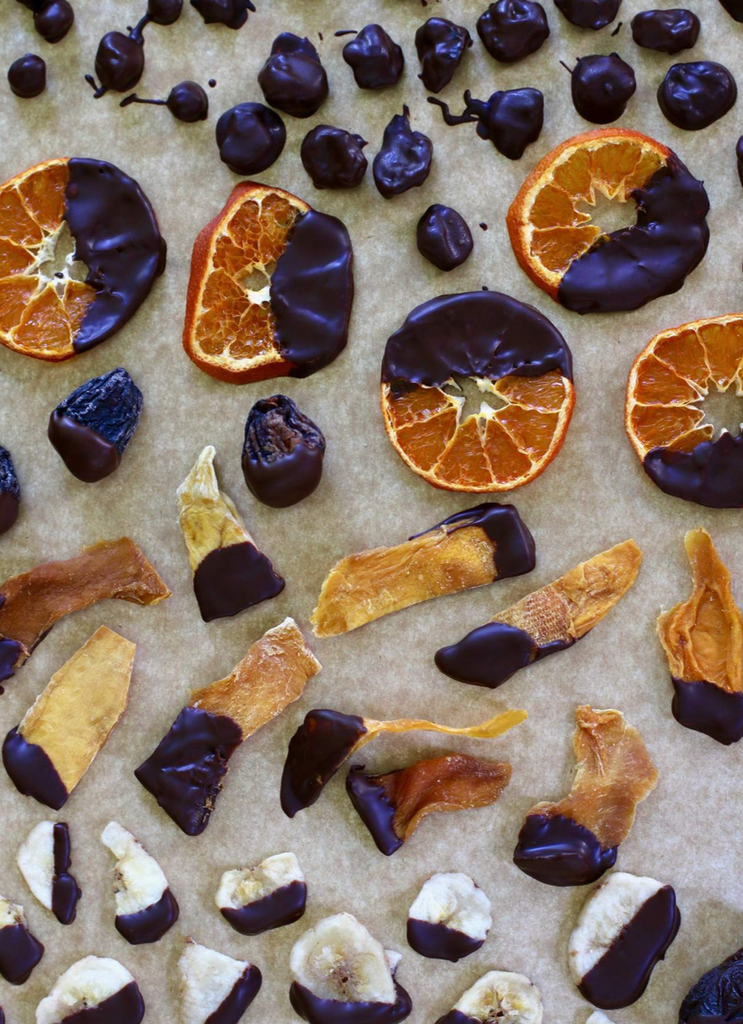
left=3, top=626, right=136, bottom=809
left=136, top=617, right=320, bottom=835
left=513, top=706, right=657, bottom=886
left=436, top=540, right=641, bottom=689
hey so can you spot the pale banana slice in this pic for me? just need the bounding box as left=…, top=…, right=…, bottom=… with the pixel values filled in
left=36, top=956, right=144, bottom=1024
left=587, top=1014, right=615, bottom=1024
left=101, top=822, right=178, bottom=945
left=18, top=822, right=56, bottom=911
left=178, top=938, right=262, bottom=1024
left=448, top=971, right=543, bottom=1023
left=409, top=872, right=491, bottom=941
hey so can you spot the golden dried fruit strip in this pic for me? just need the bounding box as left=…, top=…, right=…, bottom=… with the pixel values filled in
left=311, top=503, right=535, bottom=638
left=2, top=627, right=136, bottom=809
left=513, top=706, right=657, bottom=886
left=658, top=529, right=743, bottom=745
left=135, top=618, right=321, bottom=836
left=435, top=540, right=642, bottom=688
left=347, top=753, right=512, bottom=854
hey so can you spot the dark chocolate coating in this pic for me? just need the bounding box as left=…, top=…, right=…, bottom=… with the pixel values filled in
left=134, top=706, right=243, bottom=835
left=513, top=813, right=617, bottom=886
left=415, top=17, right=472, bottom=93
left=64, top=159, right=167, bottom=352
left=476, top=1, right=550, bottom=63
left=578, top=885, right=680, bottom=1009
left=193, top=541, right=285, bottom=621
left=0, top=447, right=20, bottom=537
left=737, top=135, right=743, bottom=188
left=679, top=944, right=743, bottom=1022
left=643, top=432, right=743, bottom=507
left=216, top=102, right=286, bottom=174
left=558, top=154, right=709, bottom=313
left=93, top=31, right=144, bottom=94
left=343, top=24, right=404, bottom=89
left=51, top=822, right=82, bottom=925
left=289, top=981, right=413, bottom=1024
left=63, top=981, right=145, bottom=1024
left=717, top=0, right=743, bottom=22
left=671, top=678, right=743, bottom=745
left=346, top=767, right=402, bottom=855
left=435, top=620, right=567, bottom=688
left=0, top=639, right=23, bottom=686
left=429, top=88, right=543, bottom=159
left=8, top=54, right=46, bottom=98
left=570, top=53, right=636, bottom=124
left=205, top=965, right=262, bottom=1024
left=258, top=33, right=328, bottom=119
left=554, top=0, right=621, bottom=30
left=434, top=1014, right=479, bottom=1024
left=658, top=61, right=737, bottom=130
left=167, top=81, right=208, bottom=120
left=190, top=0, right=254, bottom=29
left=281, top=710, right=368, bottom=817
left=416, top=205, right=473, bottom=271
left=270, top=208, right=354, bottom=376
left=147, top=0, right=182, bottom=24
left=0, top=922, right=43, bottom=985
left=242, top=395, right=325, bottom=508
left=115, top=888, right=179, bottom=945
left=373, top=106, right=433, bottom=199
left=301, top=125, right=368, bottom=189
left=34, top=0, right=74, bottom=43
left=631, top=9, right=699, bottom=53
left=2, top=727, right=69, bottom=809
left=48, top=414, right=119, bottom=483
left=221, top=880, right=307, bottom=935
left=415, top=504, right=536, bottom=579
left=406, top=919, right=484, bottom=962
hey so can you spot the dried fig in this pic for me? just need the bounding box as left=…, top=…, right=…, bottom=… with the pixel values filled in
left=0, top=446, right=20, bottom=536
left=242, top=395, right=325, bottom=508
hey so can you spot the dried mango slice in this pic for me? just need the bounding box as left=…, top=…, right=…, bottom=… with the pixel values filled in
left=436, top=540, right=642, bottom=688
left=513, top=706, right=657, bottom=886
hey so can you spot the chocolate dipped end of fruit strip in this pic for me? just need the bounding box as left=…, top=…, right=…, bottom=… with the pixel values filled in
left=658, top=529, right=743, bottom=745
left=178, top=445, right=284, bottom=622
left=346, top=753, right=511, bottom=856
left=436, top=539, right=642, bottom=688
left=136, top=617, right=320, bottom=835
left=513, top=706, right=657, bottom=886
left=3, top=627, right=136, bottom=810
left=311, top=502, right=535, bottom=638
left=281, top=706, right=525, bottom=817
left=0, top=537, right=169, bottom=689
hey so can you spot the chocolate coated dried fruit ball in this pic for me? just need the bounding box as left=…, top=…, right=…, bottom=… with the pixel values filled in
left=415, top=17, right=472, bottom=93
left=301, top=125, right=367, bottom=189
left=658, top=61, right=737, bottom=130
left=342, top=24, right=404, bottom=89
left=8, top=54, right=46, bottom=97
left=477, top=1, right=549, bottom=64
left=33, top=0, right=74, bottom=42
left=216, top=102, right=286, bottom=174
left=242, top=396, right=326, bottom=508
left=570, top=53, right=636, bottom=124
left=554, top=0, right=621, bottom=30
left=148, top=0, right=182, bottom=23
left=417, top=204, right=473, bottom=270
left=258, top=33, right=328, bottom=118
left=92, top=31, right=145, bottom=95
left=631, top=9, right=699, bottom=54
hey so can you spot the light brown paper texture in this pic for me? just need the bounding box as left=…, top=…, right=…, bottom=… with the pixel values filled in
left=1, top=1, right=743, bottom=1021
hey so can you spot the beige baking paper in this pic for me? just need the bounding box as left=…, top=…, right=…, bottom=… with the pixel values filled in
left=1, top=0, right=743, bottom=1021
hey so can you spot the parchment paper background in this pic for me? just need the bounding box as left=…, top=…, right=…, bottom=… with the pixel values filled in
left=1, top=1, right=743, bottom=1021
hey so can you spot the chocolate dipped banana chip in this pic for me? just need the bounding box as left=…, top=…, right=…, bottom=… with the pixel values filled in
left=36, top=956, right=145, bottom=1024
left=217, top=852, right=306, bottom=935
left=513, top=706, right=657, bottom=886
left=3, top=627, right=136, bottom=809
left=17, top=821, right=81, bottom=925
left=0, top=896, right=43, bottom=985
left=407, top=873, right=491, bottom=962
left=434, top=971, right=542, bottom=1024
left=136, top=617, right=320, bottom=835
left=101, top=822, right=179, bottom=945
left=179, top=939, right=262, bottom=1024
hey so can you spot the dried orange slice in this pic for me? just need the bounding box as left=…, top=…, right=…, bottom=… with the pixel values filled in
left=507, top=128, right=709, bottom=314
left=381, top=290, right=575, bottom=492
left=183, top=182, right=353, bottom=384
left=626, top=314, right=743, bottom=507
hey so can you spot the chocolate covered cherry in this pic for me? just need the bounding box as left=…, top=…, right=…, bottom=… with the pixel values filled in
left=121, top=81, right=208, bottom=122
left=258, top=33, right=328, bottom=118
left=190, top=0, right=254, bottom=28
left=554, top=0, right=621, bottom=30
left=570, top=53, right=636, bottom=124
left=147, top=0, right=182, bottom=24
left=8, top=54, right=46, bottom=97
left=216, top=102, right=286, bottom=174
left=34, top=0, right=74, bottom=42
left=89, top=30, right=145, bottom=96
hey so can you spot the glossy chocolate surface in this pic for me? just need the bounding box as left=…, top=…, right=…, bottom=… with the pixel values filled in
left=718, top=0, right=743, bottom=20
left=281, top=710, right=367, bottom=817
left=558, top=155, right=709, bottom=313
left=190, top=0, right=254, bottom=29
left=258, top=33, right=328, bottom=118
left=33, top=0, right=74, bottom=42
left=680, top=944, right=743, bottom=1022
left=643, top=432, right=743, bottom=507
left=48, top=414, right=121, bottom=483
left=51, top=822, right=82, bottom=925
left=477, top=1, right=549, bottom=63
left=301, top=125, right=368, bottom=189
left=206, top=965, right=262, bottom=1024
left=221, top=880, right=307, bottom=935
left=436, top=621, right=537, bottom=687
left=65, top=159, right=166, bottom=351
left=242, top=395, right=325, bottom=508
left=419, top=504, right=536, bottom=579
left=373, top=106, right=433, bottom=198
left=270, top=208, right=354, bottom=376
left=631, top=9, right=699, bottom=53
left=554, top=0, right=621, bottom=30
left=8, top=53, right=46, bottom=97
left=92, top=31, right=144, bottom=95
left=346, top=767, right=401, bottom=855
left=192, top=541, right=285, bottom=622
left=671, top=678, right=743, bottom=745
left=737, top=135, right=743, bottom=188
left=416, top=205, right=473, bottom=271
left=148, top=0, right=182, bottom=24
left=343, top=24, right=404, bottom=89
left=406, top=919, right=483, bottom=962
left=658, top=61, right=737, bottom=130
left=0, top=922, right=43, bottom=985
left=289, top=981, right=413, bottom=1024
left=434, top=1014, right=479, bottom=1024
left=578, top=885, right=680, bottom=1009
left=0, top=495, right=18, bottom=538
left=115, top=887, right=179, bottom=945
left=134, top=706, right=243, bottom=835
left=429, top=87, right=543, bottom=159
left=513, top=813, right=617, bottom=886
left=415, top=17, right=472, bottom=93
left=3, top=727, right=69, bottom=809
left=0, top=638, right=23, bottom=687
left=0, top=447, right=20, bottom=537
left=163, top=81, right=208, bottom=121
left=63, top=981, right=145, bottom=1024
left=216, top=102, right=286, bottom=174
left=570, top=53, right=636, bottom=124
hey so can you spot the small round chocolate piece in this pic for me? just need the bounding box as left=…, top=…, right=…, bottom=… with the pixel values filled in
left=33, top=0, right=74, bottom=42
left=167, top=80, right=208, bottom=120
left=477, top=1, right=550, bottom=64
left=147, top=0, right=182, bottom=23
left=216, top=102, right=286, bottom=174
left=242, top=395, right=325, bottom=508
left=258, top=32, right=328, bottom=118
left=190, top=0, right=254, bottom=29
left=415, top=17, right=472, bottom=93
left=658, top=60, right=737, bottom=130
left=631, top=9, right=700, bottom=54
left=718, top=0, right=743, bottom=22
left=94, top=31, right=145, bottom=93
left=342, top=23, right=404, bottom=89
left=554, top=0, right=621, bottom=30
left=373, top=106, right=433, bottom=199
left=417, top=204, right=473, bottom=271
left=571, top=53, right=636, bottom=124
left=8, top=53, right=46, bottom=97
left=301, top=125, right=367, bottom=189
